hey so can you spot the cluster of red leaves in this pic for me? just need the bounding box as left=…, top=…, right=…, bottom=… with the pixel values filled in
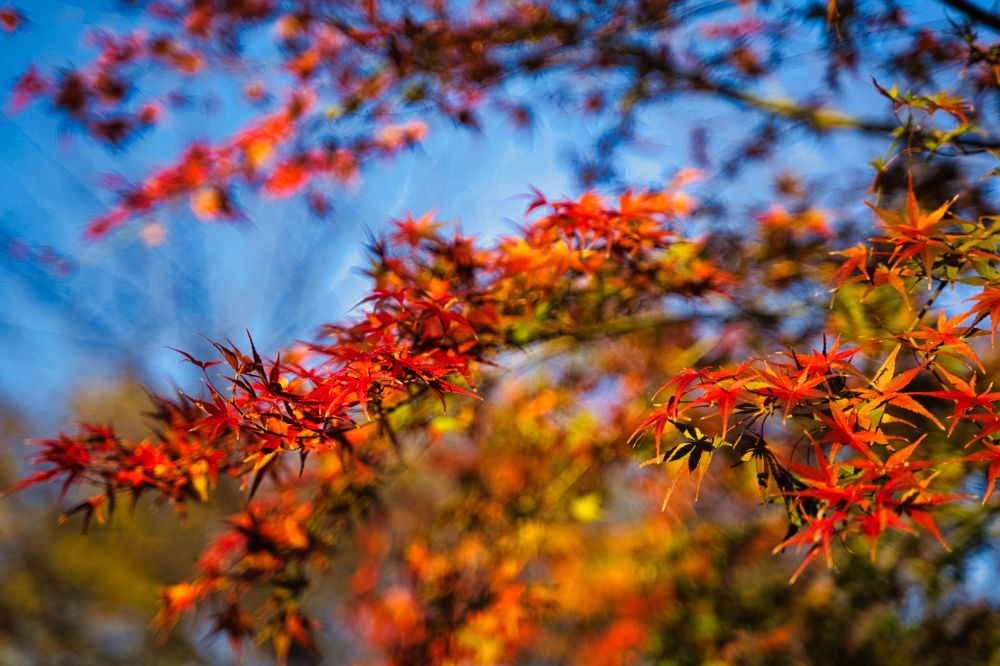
left=11, top=181, right=735, bottom=661
left=85, top=92, right=429, bottom=237
left=635, top=175, right=1000, bottom=584
left=3, top=394, right=236, bottom=529
left=9, top=0, right=954, bottom=238
left=639, top=341, right=959, bottom=582
left=153, top=487, right=335, bottom=660
left=9, top=28, right=189, bottom=143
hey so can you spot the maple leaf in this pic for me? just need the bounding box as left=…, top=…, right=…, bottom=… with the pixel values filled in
left=887, top=469, right=961, bottom=549
left=874, top=81, right=974, bottom=124
left=902, top=309, right=984, bottom=371
left=827, top=243, right=870, bottom=292
left=847, top=435, right=937, bottom=484
left=630, top=408, right=676, bottom=459
left=813, top=401, right=895, bottom=462
left=651, top=367, right=704, bottom=420
left=391, top=211, right=443, bottom=248
left=773, top=509, right=852, bottom=583
left=964, top=412, right=1000, bottom=447
left=692, top=378, right=752, bottom=434
left=854, top=345, right=941, bottom=429
left=640, top=424, right=727, bottom=505
left=191, top=388, right=241, bottom=440
left=906, top=507, right=950, bottom=550
left=962, top=442, right=1000, bottom=504
left=863, top=482, right=917, bottom=560
left=678, top=425, right=728, bottom=500
left=866, top=263, right=914, bottom=309
left=779, top=443, right=873, bottom=508
left=753, top=364, right=827, bottom=420
left=779, top=335, right=865, bottom=380
left=686, top=363, right=755, bottom=434
left=865, top=173, right=957, bottom=283
left=423, top=375, right=482, bottom=412
left=965, top=286, right=1000, bottom=344
left=734, top=436, right=799, bottom=507
left=917, top=366, right=1000, bottom=436
left=866, top=173, right=955, bottom=246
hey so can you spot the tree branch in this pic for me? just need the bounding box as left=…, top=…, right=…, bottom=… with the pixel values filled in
left=936, top=0, right=1000, bottom=33
left=612, top=41, right=1000, bottom=150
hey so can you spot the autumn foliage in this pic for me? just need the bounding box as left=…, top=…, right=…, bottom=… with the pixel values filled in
left=12, top=167, right=1000, bottom=662
left=12, top=0, right=1000, bottom=664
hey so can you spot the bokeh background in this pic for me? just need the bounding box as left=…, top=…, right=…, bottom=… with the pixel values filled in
left=3, top=1, right=1000, bottom=665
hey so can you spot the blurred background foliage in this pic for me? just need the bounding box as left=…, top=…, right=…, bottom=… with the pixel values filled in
left=8, top=363, right=1000, bottom=665
left=0, top=381, right=216, bottom=665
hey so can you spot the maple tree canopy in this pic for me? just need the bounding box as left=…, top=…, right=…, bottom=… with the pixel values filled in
left=8, top=0, right=1000, bottom=664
